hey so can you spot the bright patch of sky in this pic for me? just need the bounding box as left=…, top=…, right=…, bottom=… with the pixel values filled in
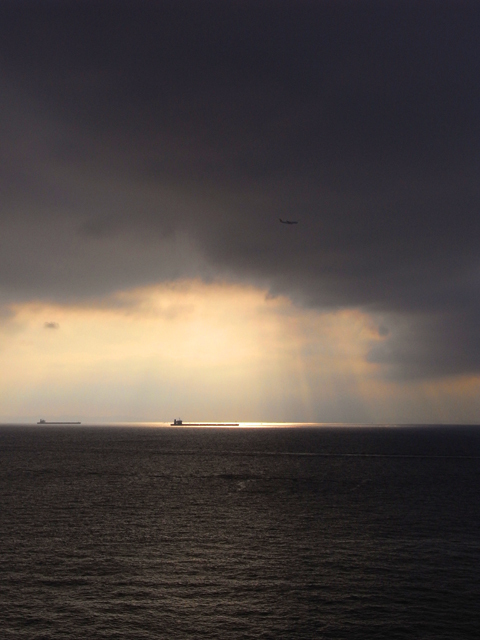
left=2, top=281, right=480, bottom=424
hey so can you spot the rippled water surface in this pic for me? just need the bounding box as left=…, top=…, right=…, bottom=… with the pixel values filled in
left=1, top=424, right=480, bottom=639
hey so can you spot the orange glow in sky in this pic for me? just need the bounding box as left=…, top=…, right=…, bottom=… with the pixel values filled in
left=1, top=280, right=480, bottom=423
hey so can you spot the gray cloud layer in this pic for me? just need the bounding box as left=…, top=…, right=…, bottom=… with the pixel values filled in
left=1, top=1, right=480, bottom=379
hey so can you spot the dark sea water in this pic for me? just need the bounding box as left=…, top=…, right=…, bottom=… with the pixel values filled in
left=1, top=424, right=480, bottom=639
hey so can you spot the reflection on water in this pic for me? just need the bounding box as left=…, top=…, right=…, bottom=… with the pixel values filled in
left=1, top=425, right=480, bottom=639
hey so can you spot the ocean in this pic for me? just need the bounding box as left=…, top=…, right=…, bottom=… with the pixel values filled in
left=1, top=424, right=480, bottom=639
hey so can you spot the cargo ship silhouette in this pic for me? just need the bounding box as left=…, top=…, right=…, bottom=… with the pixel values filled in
left=171, top=418, right=239, bottom=426
left=37, top=419, right=81, bottom=425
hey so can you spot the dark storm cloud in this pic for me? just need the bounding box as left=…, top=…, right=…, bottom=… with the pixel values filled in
left=1, top=1, right=480, bottom=379
left=367, top=311, right=480, bottom=380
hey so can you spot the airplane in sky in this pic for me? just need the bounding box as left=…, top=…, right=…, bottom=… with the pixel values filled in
left=279, top=218, right=298, bottom=225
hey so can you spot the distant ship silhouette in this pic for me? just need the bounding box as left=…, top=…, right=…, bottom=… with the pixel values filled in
left=37, top=419, right=81, bottom=425
left=170, top=418, right=239, bottom=426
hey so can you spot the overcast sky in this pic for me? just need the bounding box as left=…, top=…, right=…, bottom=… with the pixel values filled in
left=1, top=1, right=480, bottom=422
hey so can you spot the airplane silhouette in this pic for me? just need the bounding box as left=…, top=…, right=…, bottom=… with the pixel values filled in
left=279, top=218, right=298, bottom=224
